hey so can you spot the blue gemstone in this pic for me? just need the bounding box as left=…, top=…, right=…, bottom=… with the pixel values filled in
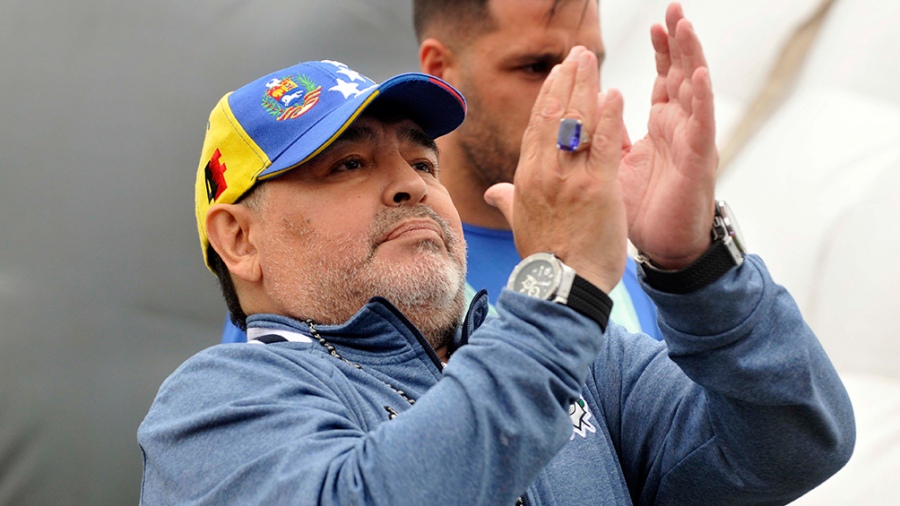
left=557, top=118, right=583, bottom=151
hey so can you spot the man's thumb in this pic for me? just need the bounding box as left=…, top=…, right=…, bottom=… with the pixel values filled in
left=483, top=183, right=515, bottom=223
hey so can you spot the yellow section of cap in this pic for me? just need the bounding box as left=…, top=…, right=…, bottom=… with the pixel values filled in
left=195, top=92, right=271, bottom=272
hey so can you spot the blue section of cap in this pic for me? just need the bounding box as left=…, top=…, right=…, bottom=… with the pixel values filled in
left=372, top=73, right=466, bottom=141
left=225, top=61, right=466, bottom=181
left=226, top=61, right=375, bottom=175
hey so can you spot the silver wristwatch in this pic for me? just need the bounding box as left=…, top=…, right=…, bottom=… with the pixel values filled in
left=507, top=252, right=577, bottom=303
left=507, top=253, right=612, bottom=328
left=712, top=199, right=746, bottom=268
left=635, top=200, right=747, bottom=294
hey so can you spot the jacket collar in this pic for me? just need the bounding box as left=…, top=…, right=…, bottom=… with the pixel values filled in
left=245, top=291, right=492, bottom=362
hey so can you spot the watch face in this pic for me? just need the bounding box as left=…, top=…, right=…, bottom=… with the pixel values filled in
left=510, top=257, right=560, bottom=299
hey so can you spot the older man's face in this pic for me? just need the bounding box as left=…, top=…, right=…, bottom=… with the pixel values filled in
left=250, top=115, right=468, bottom=340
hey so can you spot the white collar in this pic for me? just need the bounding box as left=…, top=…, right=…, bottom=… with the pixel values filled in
left=247, top=327, right=312, bottom=344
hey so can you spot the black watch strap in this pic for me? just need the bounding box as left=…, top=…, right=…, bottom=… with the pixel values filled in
left=567, top=275, right=613, bottom=332
left=638, top=239, right=738, bottom=294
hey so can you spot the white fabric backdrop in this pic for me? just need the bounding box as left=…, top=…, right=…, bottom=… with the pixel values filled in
left=604, top=0, right=900, bottom=502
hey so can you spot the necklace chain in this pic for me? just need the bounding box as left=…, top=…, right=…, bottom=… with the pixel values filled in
left=306, top=319, right=415, bottom=406
left=307, top=320, right=525, bottom=503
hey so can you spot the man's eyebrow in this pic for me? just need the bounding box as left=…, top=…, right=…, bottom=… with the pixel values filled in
left=330, top=124, right=378, bottom=149
left=513, top=51, right=566, bottom=65
left=301, top=125, right=375, bottom=167
left=511, top=49, right=605, bottom=68
left=397, top=125, right=439, bottom=155
left=313, top=122, right=438, bottom=161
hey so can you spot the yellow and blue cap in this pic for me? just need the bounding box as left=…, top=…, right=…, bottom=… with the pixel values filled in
left=195, top=60, right=467, bottom=271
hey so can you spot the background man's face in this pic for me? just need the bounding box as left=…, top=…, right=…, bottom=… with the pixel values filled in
left=449, top=0, right=604, bottom=187
left=251, top=116, right=467, bottom=329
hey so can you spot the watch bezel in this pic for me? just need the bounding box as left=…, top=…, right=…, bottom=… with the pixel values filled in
left=507, top=252, right=576, bottom=304
left=507, top=253, right=614, bottom=329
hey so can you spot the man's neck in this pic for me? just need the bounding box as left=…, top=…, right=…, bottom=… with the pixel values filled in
left=438, top=138, right=512, bottom=230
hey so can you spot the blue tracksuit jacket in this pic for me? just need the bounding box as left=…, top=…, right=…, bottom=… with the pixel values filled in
left=138, top=256, right=855, bottom=505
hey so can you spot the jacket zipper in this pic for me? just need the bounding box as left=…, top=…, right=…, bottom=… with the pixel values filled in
left=376, top=298, right=444, bottom=370
left=373, top=298, right=531, bottom=505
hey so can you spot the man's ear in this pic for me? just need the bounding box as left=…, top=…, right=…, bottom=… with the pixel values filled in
left=206, top=204, right=262, bottom=283
left=419, top=37, right=455, bottom=80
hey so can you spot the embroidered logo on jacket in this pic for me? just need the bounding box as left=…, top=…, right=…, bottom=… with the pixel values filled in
left=569, top=397, right=596, bottom=439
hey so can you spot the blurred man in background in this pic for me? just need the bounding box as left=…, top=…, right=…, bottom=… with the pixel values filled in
left=414, top=0, right=662, bottom=338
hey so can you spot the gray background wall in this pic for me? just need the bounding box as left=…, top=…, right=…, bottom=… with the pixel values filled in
left=0, top=1, right=418, bottom=503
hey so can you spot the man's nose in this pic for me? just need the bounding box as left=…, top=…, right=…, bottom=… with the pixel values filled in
left=385, top=158, right=428, bottom=206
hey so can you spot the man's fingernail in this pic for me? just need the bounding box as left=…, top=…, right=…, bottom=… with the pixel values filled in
left=579, top=51, right=592, bottom=69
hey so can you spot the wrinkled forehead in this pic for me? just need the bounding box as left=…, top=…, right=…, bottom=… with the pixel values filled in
left=481, top=0, right=602, bottom=46
left=481, top=0, right=603, bottom=56
left=488, top=0, right=598, bottom=28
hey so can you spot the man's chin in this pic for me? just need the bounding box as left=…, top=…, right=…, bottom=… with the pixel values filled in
left=368, top=250, right=463, bottom=294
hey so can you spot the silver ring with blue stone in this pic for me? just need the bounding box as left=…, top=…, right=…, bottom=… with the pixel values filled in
left=557, top=118, right=590, bottom=152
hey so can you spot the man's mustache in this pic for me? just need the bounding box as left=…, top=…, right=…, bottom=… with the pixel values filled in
left=369, top=205, right=460, bottom=251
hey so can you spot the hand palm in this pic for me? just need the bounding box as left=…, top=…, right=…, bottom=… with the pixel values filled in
left=618, top=8, right=718, bottom=269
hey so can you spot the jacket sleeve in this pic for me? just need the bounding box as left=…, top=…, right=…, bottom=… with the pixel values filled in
left=138, top=294, right=605, bottom=506
left=590, top=254, right=856, bottom=505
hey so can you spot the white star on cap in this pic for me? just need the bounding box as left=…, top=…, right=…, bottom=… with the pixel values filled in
left=330, top=78, right=363, bottom=99
left=321, top=60, right=348, bottom=68
left=337, top=67, right=365, bottom=82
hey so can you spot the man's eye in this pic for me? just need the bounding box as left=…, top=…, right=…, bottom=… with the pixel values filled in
left=334, top=158, right=363, bottom=172
left=412, top=161, right=436, bottom=174
left=521, top=61, right=552, bottom=75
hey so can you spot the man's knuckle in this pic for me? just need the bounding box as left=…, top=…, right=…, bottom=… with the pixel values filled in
left=537, top=97, right=565, bottom=118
